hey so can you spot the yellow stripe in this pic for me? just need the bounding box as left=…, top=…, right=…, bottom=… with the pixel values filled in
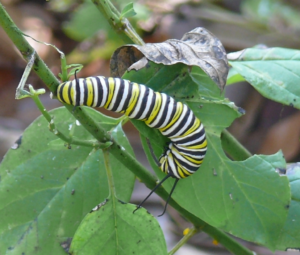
left=174, top=161, right=192, bottom=178
left=171, top=118, right=201, bottom=139
left=61, top=82, right=72, bottom=105
left=159, top=102, right=183, bottom=132
left=184, top=118, right=201, bottom=136
left=186, top=139, right=207, bottom=149
left=85, top=78, right=94, bottom=106
left=124, top=83, right=140, bottom=116
left=172, top=145, right=203, bottom=164
left=104, top=77, right=115, bottom=109
left=182, top=154, right=203, bottom=164
left=145, top=92, right=162, bottom=124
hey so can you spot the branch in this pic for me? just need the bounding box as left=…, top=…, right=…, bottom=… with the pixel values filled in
left=92, top=0, right=144, bottom=45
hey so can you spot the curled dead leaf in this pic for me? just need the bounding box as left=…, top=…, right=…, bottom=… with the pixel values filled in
left=110, top=27, right=229, bottom=90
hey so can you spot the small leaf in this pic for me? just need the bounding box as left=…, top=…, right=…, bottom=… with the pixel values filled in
left=69, top=200, right=167, bottom=255
left=67, top=64, right=83, bottom=79
left=120, top=3, right=137, bottom=19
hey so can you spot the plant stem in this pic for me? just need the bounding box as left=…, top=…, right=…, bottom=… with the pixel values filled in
left=221, top=129, right=252, bottom=161
left=169, top=227, right=198, bottom=255
left=0, top=3, right=254, bottom=254
left=92, top=0, right=144, bottom=45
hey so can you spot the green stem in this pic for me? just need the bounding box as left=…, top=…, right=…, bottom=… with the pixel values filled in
left=30, top=87, right=110, bottom=149
left=103, top=149, right=115, bottom=197
left=221, top=129, right=252, bottom=161
left=0, top=3, right=254, bottom=255
left=92, top=0, right=144, bottom=45
left=169, top=227, right=198, bottom=255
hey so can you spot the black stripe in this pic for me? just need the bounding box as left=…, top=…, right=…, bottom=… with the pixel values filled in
left=175, top=127, right=206, bottom=145
left=168, top=111, right=195, bottom=138
left=83, top=79, right=88, bottom=105
left=95, top=76, right=103, bottom=107
left=173, top=143, right=206, bottom=157
left=172, top=151, right=200, bottom=172
left=68, top=82, right=73, bottom=105
left=165, top=108, right=191, bottom=138
left=152, top=95, right=171, bottom=129
left=122, top=81, right=133, bottom=111
left=144, top=91, right=156, bottom=120
left=75, top=78, right=80, bottom=106
left=111, top=79, right=124, bottom=112
left=134, top=86, right=150, bottom=119
left=58, top=83, right=65, bottom=103
left=128, top=83, right=141, bottom=116
left=90, top=79, right=95, bottom=107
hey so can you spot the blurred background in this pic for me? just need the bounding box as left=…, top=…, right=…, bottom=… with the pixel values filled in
left=0, top=0, right=300, bottom=254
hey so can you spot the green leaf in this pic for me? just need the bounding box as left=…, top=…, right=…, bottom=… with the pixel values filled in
left=0, top=107, right=135, bottom=255
left=120, top=2, right=136, bottom=19
left=228, top=47, right=300, bottom=109
left=122, top=61, right=290, bottom=250
left=226, top=68, right=245, bottom=85
left=276, top=163, right=300, bottom=251
left=70, top=200, right=167, bottom=255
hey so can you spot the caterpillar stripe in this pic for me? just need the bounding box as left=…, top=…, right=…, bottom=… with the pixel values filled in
left=56, top=75, right=207, bottom=215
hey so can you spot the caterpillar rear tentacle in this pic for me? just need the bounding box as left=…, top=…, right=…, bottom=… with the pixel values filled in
left=56, top=75, right=207, bottom=216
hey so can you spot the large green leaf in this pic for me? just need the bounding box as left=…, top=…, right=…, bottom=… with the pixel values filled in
left=70, top=200, right=167, bottom=255
left=276, top=163, right=300, bottom=251
left=122, top=62, right=290, bottom=250
left=0, top=107, right=135, bottom=255
left=228, top=47, right=300, bottom=109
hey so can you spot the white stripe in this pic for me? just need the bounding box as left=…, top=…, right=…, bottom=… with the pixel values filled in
left=167, top=151, right=180, bottom=179
left=115, top=80, right=130, bottom=112
left=174, top=131, right=206, bottom=146
left=129, top=84, right=146, bottom=118
left=171, top=146, right=199, bottom=168
left=171, top=123, right=204, bottom=142
left=148, top=93, right=168, bottom=128
left=139, top=89, right=154, bottom=120
left=169, top=109, right=193, bottom=138
left=90, top=77, right=98, bottom=107
left=98, top=76, right=108, bottom=107
left=156, top=97, right=175, bottom=129
left=79, top=79, right=85, bottom=105
left=107, top=78, right=120, bottom=110
left=161, top=104, right=188, bottom=136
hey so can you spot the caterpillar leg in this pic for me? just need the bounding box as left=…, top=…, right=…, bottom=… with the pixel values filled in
left=133, top=173, right=179, bottom=217
left=146, top=138, right=160, bottom=167
left=158, top=178, right=179, bottom=217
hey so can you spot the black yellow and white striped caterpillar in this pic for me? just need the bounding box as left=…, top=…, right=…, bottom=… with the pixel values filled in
left=56, top=75, right=207, bottom=216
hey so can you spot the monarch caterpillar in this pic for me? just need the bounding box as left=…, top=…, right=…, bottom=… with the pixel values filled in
left=56, top=75, right=207, bottom=216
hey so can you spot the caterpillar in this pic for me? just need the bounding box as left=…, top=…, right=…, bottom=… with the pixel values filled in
left=56, top=75, right=207, bottom=216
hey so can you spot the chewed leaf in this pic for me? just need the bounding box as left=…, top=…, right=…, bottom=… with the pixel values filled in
left=111, top=27, right=229, bottom=90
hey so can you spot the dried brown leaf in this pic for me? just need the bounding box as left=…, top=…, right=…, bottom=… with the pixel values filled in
left=110, top=27, right=229, bottom=90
